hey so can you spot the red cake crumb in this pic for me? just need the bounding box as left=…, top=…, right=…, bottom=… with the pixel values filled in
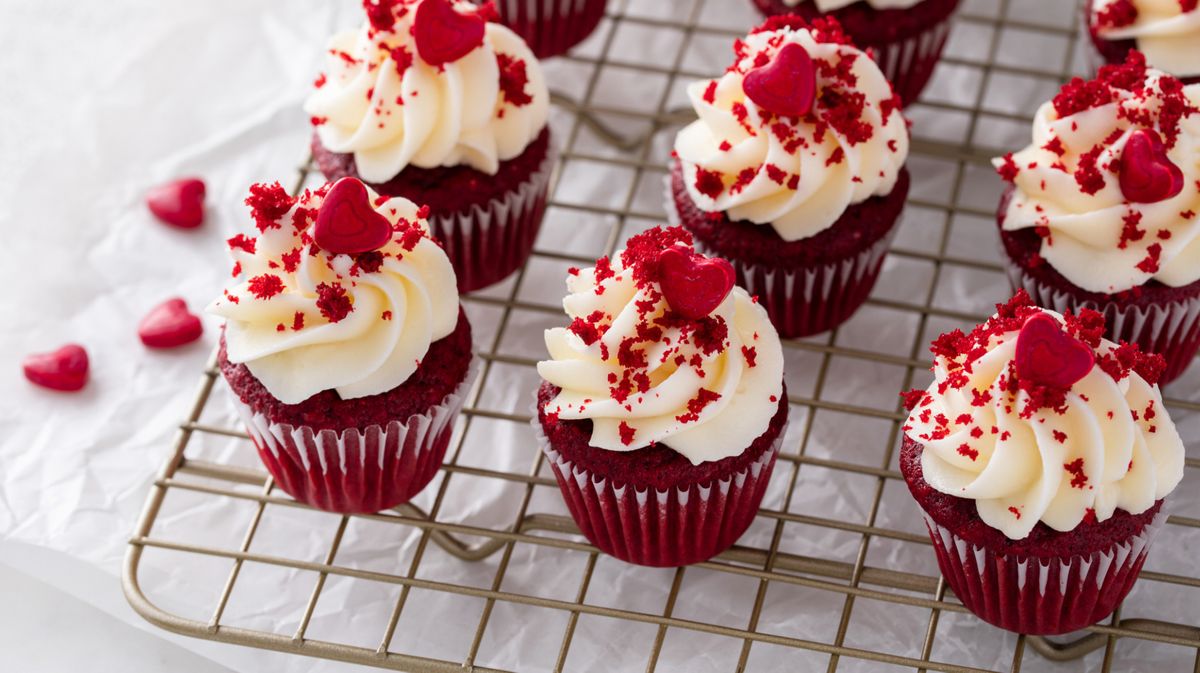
left=997, top=153, right=1019, bottom=182
left=496, top=53, right=532, bottom=107
left=245, top=182, right=297, bottom=232
left=248, top=274, right=285, bottom=300
left=315, top=282, right=353, bottom=322
left=228, top=234, right=257, bottom=254
left=1094, top=0, right=1138, bottom=29
left=618, top=421, right=636, bottom=446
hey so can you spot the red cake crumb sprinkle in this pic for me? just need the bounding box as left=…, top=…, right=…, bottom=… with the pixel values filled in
left=1008, top=506, right=1022, bottom=519
left=315, top=282, right=353, bottom=322
left=1118, top=210, right=1145, bottom=249
left=765, top=163, right=787, bottom=184
left=694, top=168, right=725, bottom=199
left=363, top=0, right=401, bottom=32
left=997, top=153, right=1019, bottom=182
left=676, top=388, right=722, bottom=424
left=1063, top=458, right=1088, bottom=489
left=702, top=81, right=718, bottom=104
left=352, top=250, right=385, bottom=274
left=1074, top=146, right=1107, bottom=195
left=310, top=116, right=328, bottom=126
left=314, top=73, right=327, bottom=88
left=245, top=182, right=297, bottom=232
left=281, top=248, right=302, bottom=273
left=248, top=274, right=285, bottom=300
left=742, top=345, right=757, bottom=366
left=1053, top=429, right=1068, bottom=443
left=1136, top=243, right=1162, bottom=273
left=568, top=310, right=607, bottom=345
left=1094, top=0, right=1139, bottom=29
left=1042, top=136, right=1066, bottom=156
left=292, top=312, right=305, bottom=331
left=497, top=53, right=532, bottom=107
left=957, top=444, right=979, bottom=461
left=618, top=421, right=636, bottom=446
left=901, top=389, right=930, bottom=410
left=390, top=46, right=414, bottom=77
left=227, top=234, right=257, bottom=254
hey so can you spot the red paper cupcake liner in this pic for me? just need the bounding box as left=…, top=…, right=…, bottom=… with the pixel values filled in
left=490, top=0, right=608, bottom=59
left=232, top=363, right=474, bottom=514
left=922, top=508, right=1166, bottom=635
left=868, top=14, right=954, bottom=106
left=534, top=420, right=781, bottom=567
left=428, top=142, right=556, bottom=293
left=1006, top=261, right=1200, bottom=385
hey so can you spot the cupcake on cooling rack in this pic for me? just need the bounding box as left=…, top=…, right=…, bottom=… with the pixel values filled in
left=1087, top=0, right=1200, bottom=84
left=478, top=0, right=608, bottom=59
left=535, top=226, right=787, bottom=567
left=668, top=16, right=910, bottom=339
left=748, top=0, right=961, bottom=105
left=994, top=52, right=1200, bottom=385
left=208, top=178, right=473, bottom=514
left=306, top=0, right=554, bottom=293
left=900, top=291, right=1183, bottom=635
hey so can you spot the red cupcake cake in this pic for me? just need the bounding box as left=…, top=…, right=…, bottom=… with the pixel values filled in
left=900, top=292, right=1184, bottom=635
left=749, top=0, right=961, bottom=105
left=1087, top=0, right=1200, bottom=85
left=208, top=178, right=473, bottom=514
left=535, top=226, right=787, bottom=567
left=479, top=0, right=608, bottom=59
left=306, top=0, right=554, bottom=292
left=668, top=17, right=910, bottom=339
left=994, top=52, right=1200, bottom=384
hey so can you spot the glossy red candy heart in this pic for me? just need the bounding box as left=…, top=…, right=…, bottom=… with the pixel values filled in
left=312, top=178, right=393, bottom=254
left=23, top=344, right=89, bottom=392
left=1119, top=128, right=1184, bottom=204
left=658, top=247, right=736, bottom=320
left=146, top=177, right=206, bottom=228
left=139, top=298, right=204, bottom=349
left=414, top=0, right=486, bottom=66
left=742, top=43, right=816, bottom=118
left=1015, top=313, right=1095, bottom=389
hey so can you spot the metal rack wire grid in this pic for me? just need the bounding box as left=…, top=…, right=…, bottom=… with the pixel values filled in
left=122, top=0, right=1200, bottom=672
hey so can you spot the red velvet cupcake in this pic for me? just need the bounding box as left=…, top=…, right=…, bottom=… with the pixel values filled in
left=749, top=0, right=961, bottom=105
left=535, top=227, right=788, bottom=566
left=1086, top=0, right=1200, bottom=85
left=668, top=17, right=910, bottom=338
left=479, top=0, right=608, bottom=59
left=994, top=53, right=1200, bottom=385
left=306, top=0, right=554, bottom=292
left=208, top=179, right=473, bottom=514
left=900, top=292, right=1183, bottom=635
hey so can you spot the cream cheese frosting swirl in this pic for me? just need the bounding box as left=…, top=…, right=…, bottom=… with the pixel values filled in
left=304, top=0, right=549, bottom=182
left=994, top=56, right=1200, bottom=293
left=537, top=227, right=785, bottom=465
left=673, top=20, right=909, bottom=242
left=208, top=180, right=459, bottom=404
left=903, top=295, right=1184, bottom=540
left=1094, top=0, right=1200, bottom=78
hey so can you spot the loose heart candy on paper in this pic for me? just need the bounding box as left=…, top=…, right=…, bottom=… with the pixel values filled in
left=658, top=247, right=736, bottom=320
left=1119, top=128, right=1184, bottom=204
left=413, top=0, right=486, bottom=66
left=1015, top=313, right=1095, bottom=389
left=742, top=43, right=817, bottom=118
left=139, top=298, right=204, bottom=349
left=23, top=344, right=89, bottom=392
left=312, top=178, right=394, bottom=255
left=146, top=177, right=206, bottom=228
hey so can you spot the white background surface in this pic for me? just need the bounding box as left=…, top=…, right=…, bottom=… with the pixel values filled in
left=2, top=1, right=1199, bottom=672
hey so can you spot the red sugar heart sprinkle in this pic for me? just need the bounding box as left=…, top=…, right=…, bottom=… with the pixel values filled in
left=23, top=344, right=89, bottom=392
left=413, top=0, right=486, bottom=67
left=742, top=43, right=816, bottom=119
left=139, top=298, right=204, bottom=349
left=658, top=247, right=736, bottom=320
left=146, top=177, right=206, bottom=228
left=1119, top=128, right=1184, bottom=204
left=312, top=178, right=393, bottom=255
left=1015, top=313, right=1095, bottom=390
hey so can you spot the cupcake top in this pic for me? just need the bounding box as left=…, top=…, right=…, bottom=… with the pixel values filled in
left=779, top=0, right=924, bottom=9
left=208, top=178, right=460, bottom=405
left=304, top=0, right=550, bottom=183
left=902, top=291, right=1183, bottom=540
left=673, top=17, right=909, bottom=242
left=994, top=53, right=1200, bottom=294
left=1093, top=0, right=1200, bottom=78
left=537, top=227, right=785, bottom=465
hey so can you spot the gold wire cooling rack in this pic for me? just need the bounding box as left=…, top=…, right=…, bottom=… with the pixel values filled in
left=123, top=1, right=1200, bottom=671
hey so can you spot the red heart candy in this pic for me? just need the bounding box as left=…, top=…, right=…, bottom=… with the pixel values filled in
left=658, top=247, right=736, bottom=320
left=742, top=43, right=816, bottom=118
left=139, top=298, right=204, bottom=349
left=146, top=177, right=206, bottom=228
left=23, top=344, right=89, bottom=392
left=1119, top=128, right=1184, bottom=204
left=312, top=178, right=393, bottom=254
left=1015, top=313, right=1095, bottom=389
left=414, top=0, right=486, bottom=67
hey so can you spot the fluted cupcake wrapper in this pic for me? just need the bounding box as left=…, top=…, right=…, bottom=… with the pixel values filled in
left=232, top=362, right=474, bottom=514
left=1006, top=261, right=1200, bottom=385
left=922, top=508, right=1166, bottom=635
left=492, top=0, right=608, bottom=59
left=428, top=140, right=556, bottom=294
left=533, top=418, right=780, bottom=567
left=867, top=14, right=954, bottom=106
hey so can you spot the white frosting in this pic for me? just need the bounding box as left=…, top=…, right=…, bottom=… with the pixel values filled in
left=995, top=71, right=1200, bottom=293
left=536, top=233, right=785, bottom=465
left=1094, top=0, right=1200, bottom=77
left=905, top=308, right=1184, bottom=540
left=674, top=25, right=909, bottom=242
left=782, top=0, right=923, bottom=9
left=208, top=183, right=460, bottom=405
left=304, top=1, right=549, bottom=182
